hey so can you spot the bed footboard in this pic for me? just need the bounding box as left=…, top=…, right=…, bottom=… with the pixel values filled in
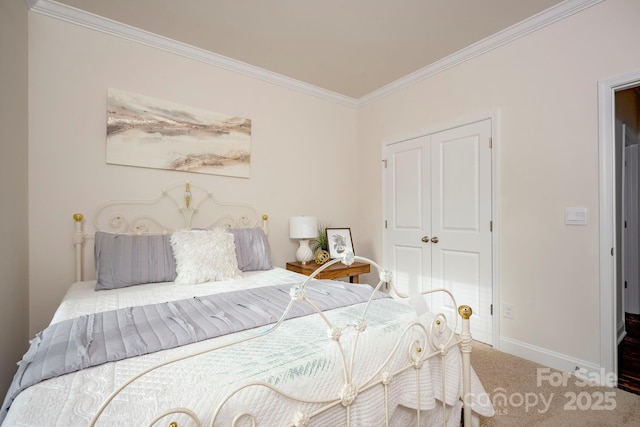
left=459, top=305, right=473, bottom=425
left=84, top=254, right=475, bottom=427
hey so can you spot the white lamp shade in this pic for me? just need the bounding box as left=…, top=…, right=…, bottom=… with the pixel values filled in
left=289, top=216, right=318, bottom=239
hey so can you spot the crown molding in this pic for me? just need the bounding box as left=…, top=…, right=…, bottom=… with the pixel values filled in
left=356, top=0, right=603, bottom=107
left=27, top=0, right=359, bottom=108
left=28, top=0, right=601, bottom=109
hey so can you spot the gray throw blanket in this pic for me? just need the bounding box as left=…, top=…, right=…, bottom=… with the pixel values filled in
left=0, top=280, right=388, bottom=423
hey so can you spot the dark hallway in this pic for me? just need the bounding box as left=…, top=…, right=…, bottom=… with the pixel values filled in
left=619, top=312, right=640, bottom=394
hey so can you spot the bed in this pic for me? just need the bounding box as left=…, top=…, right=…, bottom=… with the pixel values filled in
left=1, top=182, right=494, bottom=426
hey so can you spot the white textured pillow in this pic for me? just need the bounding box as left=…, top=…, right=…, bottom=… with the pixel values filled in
left=170, top=228, right=242, bottom=284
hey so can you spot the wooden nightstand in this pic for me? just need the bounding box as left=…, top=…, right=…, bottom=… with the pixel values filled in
left=285, top=261, right=371, bottom=284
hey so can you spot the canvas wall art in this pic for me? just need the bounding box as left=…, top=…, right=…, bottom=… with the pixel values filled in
left=106, top=89, right=251, bottom=178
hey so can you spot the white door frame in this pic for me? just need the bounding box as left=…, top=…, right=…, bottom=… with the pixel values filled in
left=381, top=110, right=501, bottom=348
left=598, top=70, right=640, bottom=377
left=621, top=126, right=626, bottom=327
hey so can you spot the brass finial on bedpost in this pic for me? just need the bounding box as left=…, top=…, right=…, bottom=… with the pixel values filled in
left=184, top=182, right=192, bottom=208
left=458, top=304, right=473, bottom=425
left=458, top=305, right=472, bottom=320
left=72, top=213, right=85, bottom=282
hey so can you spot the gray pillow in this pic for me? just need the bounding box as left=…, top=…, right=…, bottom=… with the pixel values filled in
left=94, top=231, right=177, bottom=290
left=228, top=228, right=272, bottom=271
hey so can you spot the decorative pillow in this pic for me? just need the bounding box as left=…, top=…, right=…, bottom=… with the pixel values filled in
left=228, top=227, right=273, bottom=272
left=170, top=228, right=242, bottom=284
left=94, top=231, right=177, bottom=291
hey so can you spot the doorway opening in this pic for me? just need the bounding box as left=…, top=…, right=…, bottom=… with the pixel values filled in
left=598, top=71, right=640, bottom=391
left=616, top=85, right=640, bottom=394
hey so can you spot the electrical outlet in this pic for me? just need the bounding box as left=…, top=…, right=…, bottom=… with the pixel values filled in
left=503, top=303, right=514, bottom=319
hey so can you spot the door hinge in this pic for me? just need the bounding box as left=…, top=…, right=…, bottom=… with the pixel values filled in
left=625, top=220, right=628, bottom=228
left=490, top=304, right=493, bottom=315
left=382, top=159, right=387, bottom=168
left=384, top=220, right=388, bottom=229
left=490, top=221, right=493, bottom=232
left=489, top=137, right=493, bottom=149
left=625, top=280, right=628, bottom=289
left=611, top=247, right=614, bottom=256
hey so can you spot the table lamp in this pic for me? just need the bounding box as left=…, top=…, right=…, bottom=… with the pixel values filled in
left=290, top=216, right=318, bottom=264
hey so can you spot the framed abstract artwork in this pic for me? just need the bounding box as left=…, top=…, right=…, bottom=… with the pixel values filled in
left=106, top=89, right=251, bottom=178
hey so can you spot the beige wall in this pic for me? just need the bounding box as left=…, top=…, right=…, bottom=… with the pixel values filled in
left=27, top=13, right=357, bottom=335
left=356, top=0, right=640, bottom=369
left=0, top=0, right=30, bottom=396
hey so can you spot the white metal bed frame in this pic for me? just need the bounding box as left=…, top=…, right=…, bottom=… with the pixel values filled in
left=69, top=182, right=475, bottom=427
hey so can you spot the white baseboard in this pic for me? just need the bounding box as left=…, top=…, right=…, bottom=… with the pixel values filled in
left=498, top=336, right=614, bottom=386
left=617, top=330, right=627, bottom=345
left=617, top=318, right=627, bottom=345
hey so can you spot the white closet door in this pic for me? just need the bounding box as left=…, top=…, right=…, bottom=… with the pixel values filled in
left=383, top=119, right=493, bottom=344
left=625, top=144, right=640, bottom=314
left=383, top=136, right=432, bottom=297
left=430, top=120, right=493, bottom=344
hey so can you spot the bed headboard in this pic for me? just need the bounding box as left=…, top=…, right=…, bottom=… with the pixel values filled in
left=72, top=181, right=268, bottom=281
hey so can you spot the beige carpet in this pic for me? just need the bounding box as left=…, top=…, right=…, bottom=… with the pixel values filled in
left=471, top=341, right=640, bottom=426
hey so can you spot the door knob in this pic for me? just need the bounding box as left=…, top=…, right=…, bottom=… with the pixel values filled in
left=431, top=237, right=439, bottom=244
left=421, top=236, right=430, bottom=243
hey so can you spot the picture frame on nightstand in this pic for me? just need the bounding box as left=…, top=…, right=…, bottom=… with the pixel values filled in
left=325, top=228, right=354, bottom=259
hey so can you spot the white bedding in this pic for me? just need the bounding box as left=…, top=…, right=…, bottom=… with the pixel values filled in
left=50, top=268, right=301, bottom=324
left=4, top=268, right=493, bottom=426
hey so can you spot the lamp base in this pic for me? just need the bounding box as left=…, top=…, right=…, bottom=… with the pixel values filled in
left=296, top=239, right=314, bottom=264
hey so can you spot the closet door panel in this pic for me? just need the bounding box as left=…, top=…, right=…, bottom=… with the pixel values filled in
left=439, top=249, right=481, bottom=313
left=440, top=135, right=479, bottom=231
left=430, top=120, right=493, bottom=344
left=384, top=136, right=431, bottom=296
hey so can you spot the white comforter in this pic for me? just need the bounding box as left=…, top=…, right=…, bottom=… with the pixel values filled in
left=3, top=268, right=493, bottom=426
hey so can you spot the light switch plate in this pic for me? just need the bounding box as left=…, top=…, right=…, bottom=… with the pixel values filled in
left=566, top=207, right=588, bottom=225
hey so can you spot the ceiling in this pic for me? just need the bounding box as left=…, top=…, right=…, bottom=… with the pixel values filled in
left=48, top=0, right=565, bottom=99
